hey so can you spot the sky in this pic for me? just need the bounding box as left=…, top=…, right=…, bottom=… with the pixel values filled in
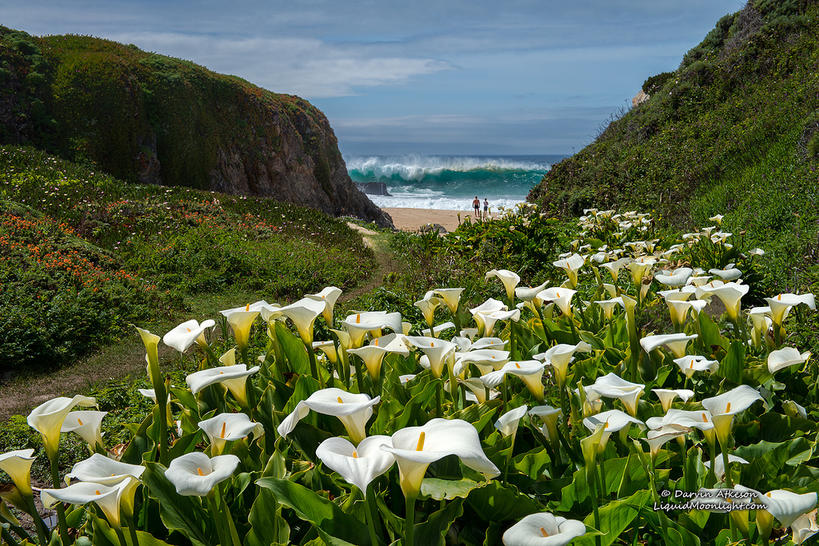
left=2, top=0, right=744, bottom=155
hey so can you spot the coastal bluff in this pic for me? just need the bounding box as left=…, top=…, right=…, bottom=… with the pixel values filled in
left=0, top=28, right=392, bottom=227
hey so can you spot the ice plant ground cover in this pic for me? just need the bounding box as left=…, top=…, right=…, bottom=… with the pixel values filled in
left=1, top=207, right=818, bottom=545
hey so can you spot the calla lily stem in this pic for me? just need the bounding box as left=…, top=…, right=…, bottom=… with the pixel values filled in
left=25, top=494, right=48, bottom=544
left=404, top=495, right=416, bottom=546
left=364, top=485, right=381, bottom=546
left=48, top=454, right=70, bottom=544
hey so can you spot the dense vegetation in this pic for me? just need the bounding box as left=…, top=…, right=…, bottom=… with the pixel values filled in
left=528, top=0, right=819, bottom=295
left=0, top=145, right=373, bottom=370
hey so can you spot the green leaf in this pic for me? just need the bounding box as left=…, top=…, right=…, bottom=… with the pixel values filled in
left=256, top=477, right=371, bottom=545
left=716, top=341, right=744, bottom=384
left=465, top=481, right=540, bottom=522
left=573, top=489, right=652, bottom=546
left=697, top=313, right=727, bottom=354
left=276, top=322, right=312, bottom=376
left=415, top=498, right=464, bottom=546
left=244, top=488, right=290, bottom=546
left=420, top=478, right=483, bottom=500
left=141, top=462, right=211, bottom=546
left=89, top=513, right=175, bottom=545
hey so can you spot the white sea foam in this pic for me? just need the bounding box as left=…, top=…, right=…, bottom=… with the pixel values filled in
left=367, top=194, right=526, bottom=211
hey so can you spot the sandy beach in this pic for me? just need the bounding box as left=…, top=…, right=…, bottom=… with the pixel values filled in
left=382, top=207, right=498, bottom=232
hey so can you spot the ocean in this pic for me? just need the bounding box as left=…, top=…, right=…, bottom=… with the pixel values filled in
left=345, top=154, right=563, bottom=211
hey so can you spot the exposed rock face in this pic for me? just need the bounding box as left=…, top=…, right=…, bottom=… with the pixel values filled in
left=0, top=28, right=393, bottom=227
left=632, top=90, right=649, bottom=107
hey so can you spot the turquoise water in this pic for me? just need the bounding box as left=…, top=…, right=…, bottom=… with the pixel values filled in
left=345, top=154, right=562, bottom=210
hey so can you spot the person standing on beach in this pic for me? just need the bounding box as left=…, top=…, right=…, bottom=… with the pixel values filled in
left=472, top=196, right=480, bottom=218
left=483, top=198, right=489, bottom=220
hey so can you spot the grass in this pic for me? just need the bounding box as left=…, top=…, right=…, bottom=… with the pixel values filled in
left=0, top=145, right=374, bottom=372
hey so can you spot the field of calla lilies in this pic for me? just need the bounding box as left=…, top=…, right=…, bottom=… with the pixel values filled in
left=2, top=207, right=818, bottom=545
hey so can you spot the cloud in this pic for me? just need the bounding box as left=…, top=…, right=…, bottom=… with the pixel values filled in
left=99, top=31, right=452, bottom=98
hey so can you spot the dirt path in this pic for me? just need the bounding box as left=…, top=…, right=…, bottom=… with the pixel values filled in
left=0, top=227, right=400, bottom=421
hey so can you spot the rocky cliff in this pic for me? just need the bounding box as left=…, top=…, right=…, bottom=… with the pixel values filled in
left=0, top=28, right=392, bottom=227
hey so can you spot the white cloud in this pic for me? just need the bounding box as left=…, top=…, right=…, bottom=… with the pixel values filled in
left=103, top=32, right=451, bottom=98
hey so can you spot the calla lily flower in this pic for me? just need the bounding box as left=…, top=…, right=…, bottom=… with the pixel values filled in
left=347, top=333, right=409, bottom=379
left=198, top=413, right=263, bottom=454
left=28, top=395, right=97, bottom=459
left=704, top=454, right=749, bottom=482
left=536, top=287, right=576, bottom=317
left=61, top=410, right=107, bottom=449
left=277, top=388, right=380, bottom=444
left=792, top=510, right=819, bottom=545
left=652, top=389, right=694, bottom=412
left=495, top=405, right=528, bottom=437
left=316, top=435, right=395, bottom=495
left=456, top=349, right=510, bottom=374
left=528, top=405, right=562, bottom=445
left=709, top=266, right=742, bottom=281
left=306, top=286, right=343, bottom=325
left=313, top=341, right=339, bottom=364
left=221, top=302, right=268, bottom=350
left=699, top=281, right=749, bottom=321
left=768, top=347, right=811, bottom=374
left=399, top=374, right=417, bottom=385
left=42, top=477, right=139, bottom=528
left=646, top=408, right=714, bottom=435
left=764, top=293, right=816, bottom=326
left=405, top=337, right=456, bottom=378
left=422, top=322, right=456, bottom=337
left=644, top=425, right=691, bottom=458
left=627, top=256, right=656, bottom=285
left=458, top=378, right=497, bottom=404
left=476, top=308, right=521, bottom=337
left=186, top=364, right=260, bottom=406
left=481, top=360, right=546, bottom=401
left=515, top=282, right=549, bottom=302
left=164, top=452, right=240, bottom=496
left=460, top=327, right=479, bottom=340
left=753, top=489, right=818, bottom=528
left=65, top=453, right=145, bottom=486
left=0, top=450, right=36, bottom=495
left=432, top=288, right=464, bottom=314
left=601, top=257, right=632, bottom=282
left=381, top=418, right=499, bottom=499
left=748, top=307, right=772, bottom=347
left=553, top=253, right=585, bottom=288
left=701, top=385, right=763, bottom=445
left=485, top=269, right=521, bottom=301
left=583, top=409, right=643, bottom=449
left=655, top=267, right=693, bottom=288
left=277, top=297, right=326, bottom=345
left=586, top=373, right=645, bottom=416
left=342, top=311, right=403, bottom=348
left=673, top=355, right=719, bottom=378
left=640, top=333, right=697, bottom=358
left=595, top=297, right=623, bottom=320
left=163, top=319, right=215, bottom=353
left=666, top=299, right=707, bottom=327
left=502, top=512, right=586, bottom=546
left=471, top=337, right=507, bottom=350
left=415, top=292, right=442, bottom=328
left=534, top=341, right=592, bottom=388
left=470, top=299, right=507, bottom=334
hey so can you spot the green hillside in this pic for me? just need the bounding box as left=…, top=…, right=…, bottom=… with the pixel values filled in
left=529, top=0, right=819, bottom=292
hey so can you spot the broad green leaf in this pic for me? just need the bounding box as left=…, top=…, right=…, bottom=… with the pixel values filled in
left=275, top=322, right=312, bottom=376
left=415, top=498, right=464, bottom=546
left=420, top=478, right=482, bottom=500
left=244, top=488, right=290, bottom=546
left=141, top=462, right=211, bottom=546
left=465, top=481, right=540, bottom=522
left=716, top=341, right=744, bottom=384
left=90, top=512, right=175, bottom=545
left=697, top=313, right=727, bottom=354
left=573, top=489, right=651, bottom=546
left=256, top=477, right=371, bottom=545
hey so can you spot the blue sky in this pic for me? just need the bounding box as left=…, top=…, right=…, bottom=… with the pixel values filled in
left=3, top=0, right=743, bottom=155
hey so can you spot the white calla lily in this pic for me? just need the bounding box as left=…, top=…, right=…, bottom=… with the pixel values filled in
left=528, top=405, right=562, bottom=445
left=673, top=355, right=719, bottom=378
left=626, top=256, right=656, bottom=285
left=414, top=293, right=442, bottom=328
left=61, top=410, right=107, bottom=449
left=458, top=378, right=496, bottom=404
left=381, top=418, right=499, bottom=499
left=792, top=510, right=819, bottom=544
left=652, top=389, right=694, bottom=412
left=644, top=425, right=691, bottom=457
left=316, top=435, right=395, bottom=495
left=601, top=257, right=632, bottom=282
left=347, top=333, right=409, bottom=379
left=553, top=253, right=585, bottom=287
left=502, top=512, right=586, bottom=546
left=470, top=299, right=507, bottom=334
left=164, top=452, right=239, bottom=496
left=277, top=388, right=379, bottom=444
left=699, top=281, right=750, bottom=321
left=306, top=286, right=343, bottom=325
left=422, top=322, right=456, bottom=337
left=163, top=319, right=215, bottom=353
left=186, top=364, right=259, bottom=406
left=405, top=336, right=456, bottom=378
left=28, top=395, right=97, bottom=460
left=655, top=267, right=693, bottom=288
left=515, top=282, right=549, bottom=302
left=481, top=360, right=546, bottom=400
left=65, top=453, right=145, bottom=486
left=768, top=347, right=811, bottom=374
left=764, top=293, right=816, bottom=326
left=701, top=385, right=763, bottom=445
left=342, top=311, right=403, bottom=348
left=640, top=333, right=697, bottom=358
left=457, top=349, right=510, bottom=374
left=595, top=297, right=623, bottom=320
left=198, top=413, right=263, bottom=454
left=42, top=477, right=140, bottom=528
left=485, top=269, right=521, bottom=301
left=709, top=267, right=742, bottom=281
left=586, top=373, right=645, bottom=416
left=754, top=489, right=818, bottom=528
left=495, top=405, right=528, bottom=437
left=534, top=341, right=592, bottom=388
left=704, top=454, right=749, bottom=482
left=221, top=302, right=267, bottom=350
left=277, top=297, right=326, bottom=344
left=432, top=288, right=464, bottom=314
left=0, top=449, right=36, bottom=495
left=583, top=409, right=643, bottom=449
left=536, top=287, right=576, bottom=317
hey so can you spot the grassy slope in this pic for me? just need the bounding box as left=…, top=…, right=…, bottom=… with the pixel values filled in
left=529, top=0, right=819, bottom=293
left=0, top=145, right=374, bottom=370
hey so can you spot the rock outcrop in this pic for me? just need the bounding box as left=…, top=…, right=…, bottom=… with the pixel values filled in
left=631, top=90, right=649, bottom=108
left=0, top=28, right=392, bottom=227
